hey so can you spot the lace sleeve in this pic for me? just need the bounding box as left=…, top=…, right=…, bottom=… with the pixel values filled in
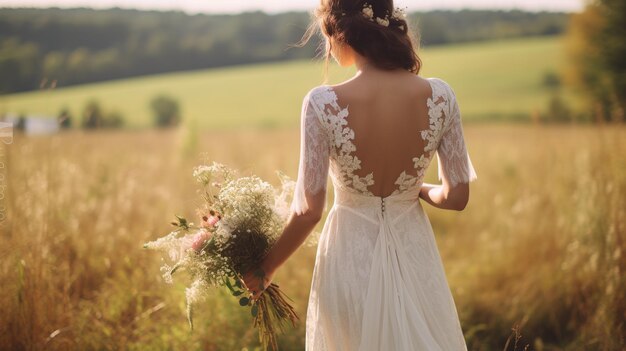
left=436, top=85, right=477, bottom=188
left=291, top=89, right=330, bottom=215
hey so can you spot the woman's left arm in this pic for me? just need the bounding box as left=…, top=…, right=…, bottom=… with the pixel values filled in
left=242, top=190, right=325, bottom=300
left=242, top=87, right=330, bottom=300
left=419, top=181, right=469, bottom=211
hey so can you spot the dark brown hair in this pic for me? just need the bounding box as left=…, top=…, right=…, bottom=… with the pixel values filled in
left=291, top=0, right=422, bottom=82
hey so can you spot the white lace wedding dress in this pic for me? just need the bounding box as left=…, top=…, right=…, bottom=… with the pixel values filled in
left=291, top=77, right=477, bottom=351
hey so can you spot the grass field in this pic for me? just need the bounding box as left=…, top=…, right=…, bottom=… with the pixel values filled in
left=0, top=36, right=573, bottom=129
left=1, top=124, right=624, bottom=350
left=1, top=33, right=623, bottom=350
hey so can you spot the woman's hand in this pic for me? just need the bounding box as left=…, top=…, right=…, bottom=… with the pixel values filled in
left=241, top=263, right=275, bottom=301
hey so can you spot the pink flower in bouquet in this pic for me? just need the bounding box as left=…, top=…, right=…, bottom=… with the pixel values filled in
left=191, top=230, right=212, bottom=252
left=206, top=215, right=219, bottom=227
left=197, top=209, right=221, bottom=229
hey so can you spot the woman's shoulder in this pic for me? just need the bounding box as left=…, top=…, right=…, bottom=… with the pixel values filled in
left=424, top=76, right=457, bottom=100
left=304, top=84, right=330, bottom=97
left=303, top=84, right=338, bottom=106
left=304, top=76, right=457, bottom=104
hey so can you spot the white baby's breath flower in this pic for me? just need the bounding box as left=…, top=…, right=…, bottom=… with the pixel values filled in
left=144, top=230, right=192, bottom=262
left=273, top=172, right=296, bottom=221
left=186, top=279, right=209, bottom=304
left=375, top=17, right=389, bottom=27
left=145, top=161, right=295, bottom=335
left=160, top=264, right=175, bottom=284
left=192, top=165, right=212, bottom=184
left=392, top=7, right=406, bottom=19
left=361, top=4, right=374, bottom=20
left=192, top=161, right=232, bottom=185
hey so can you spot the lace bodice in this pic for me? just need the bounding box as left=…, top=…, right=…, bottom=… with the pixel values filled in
left=292, top=77, right=477, bottom=214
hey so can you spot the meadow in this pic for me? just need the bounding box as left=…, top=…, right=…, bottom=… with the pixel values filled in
left=0, top=123, right=624, bottom=350
left=0, top=34, right=624, bottom=351
left=0, top=36, right=574, bottom=129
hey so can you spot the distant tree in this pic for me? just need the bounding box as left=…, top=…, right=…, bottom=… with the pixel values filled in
left=82, top=100, right=103, bottom=129
left=543, top=93, right=573, bottom=123
left=102, top=110, right=125, bottom=129
left=542, top=71, right=561, bottom=90
left=58, top=107, right=72, bottom=129
left=80, top=101, right=126, bottom=129
left=15, top=114, right=26, bottom=132
left=150, top=95, right=181, bottom=128
left=0, top=38, right=41, bottom=93
left=0, top=8, right=568, bottom=94
left=540, top=71, right=574, bottom=123
left=566, top=0, right=625, bottom=122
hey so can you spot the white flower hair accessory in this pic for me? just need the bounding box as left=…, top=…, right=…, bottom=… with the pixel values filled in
left=361, top=3, right=374, bottom=21
left=375, top=16, right=389, bottom=27
left=358, top=2, right=407, bottom=29
left=392, top=6, right=407, bottom=20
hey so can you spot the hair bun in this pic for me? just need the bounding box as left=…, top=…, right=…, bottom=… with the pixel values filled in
left=336, top=2, right=407, bottom=29
left=292, top=0, right=421, bottom=77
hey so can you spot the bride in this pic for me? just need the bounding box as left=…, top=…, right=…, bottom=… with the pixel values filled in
left=243, top=0, right=477, bottom=349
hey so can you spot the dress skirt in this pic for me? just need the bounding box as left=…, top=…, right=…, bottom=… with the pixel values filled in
left=305, top=186, right=468, bottom=351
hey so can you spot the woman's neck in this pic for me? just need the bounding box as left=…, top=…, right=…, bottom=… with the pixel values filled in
left=354, top=56, right=376, bottom=74
left=353, top=53, right=407, bottom=76
left=355, top=61, right=408, bottom=77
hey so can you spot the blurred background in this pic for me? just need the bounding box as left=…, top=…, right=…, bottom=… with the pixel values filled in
left=0, top=0, right=624, bottom=350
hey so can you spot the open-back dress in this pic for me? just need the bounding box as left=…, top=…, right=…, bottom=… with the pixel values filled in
left=291, top=77, right=477, bottom=350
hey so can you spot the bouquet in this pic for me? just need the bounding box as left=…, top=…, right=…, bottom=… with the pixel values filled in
left=144, top=162, right=299, bottom=350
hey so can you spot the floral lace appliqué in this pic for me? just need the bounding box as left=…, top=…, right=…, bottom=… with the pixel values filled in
left=391, top=79, right=449, bottom=195
left=308, top=78, right=464, bottom=197
left=310, top=87, right=375, bottom=196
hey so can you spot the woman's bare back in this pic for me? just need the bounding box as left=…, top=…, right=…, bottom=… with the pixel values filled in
left=291, top=72, right=475, bottom=214
left=329, top=72, right=441, bottom=197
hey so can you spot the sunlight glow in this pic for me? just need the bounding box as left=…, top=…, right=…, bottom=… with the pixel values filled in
left=0, top=0, right=583, bottom=14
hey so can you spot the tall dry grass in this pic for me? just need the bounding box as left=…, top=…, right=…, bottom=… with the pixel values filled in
left=0, top=125, right=623, bottom=350
left=437, top=125, right=626, bottom=350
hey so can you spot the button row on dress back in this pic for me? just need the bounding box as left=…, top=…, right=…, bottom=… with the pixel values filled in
left=381, top=198, right=386, bottom=213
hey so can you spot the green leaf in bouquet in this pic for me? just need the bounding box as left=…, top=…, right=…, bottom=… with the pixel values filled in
left=187, top=301, right=194, bottom=331
left=239, top=296, right=250, bottom=306
left=170, top=263, right=181, bottom=276
left=173, top=215, right=190, bottom=230
left=235, top=278, right=243, bottom=289
left=206, top=235, right=217, bottom=250
left=233, top=290, right=244, bottom=296
left=198, top=239, right=212, bottom=253
left=223, top=276, right=236, bottom=293
left=251, top=304, right=258, bottom=317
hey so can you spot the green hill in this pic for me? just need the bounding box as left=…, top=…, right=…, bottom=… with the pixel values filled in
left=0, top=36, right=568, bottom=130
left=0, top=7, right=568, bottom=94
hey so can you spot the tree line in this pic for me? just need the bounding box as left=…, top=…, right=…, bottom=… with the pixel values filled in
left=0, top=7, right=569, bottom=94
left=565, top=0, right=625, bottom=123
